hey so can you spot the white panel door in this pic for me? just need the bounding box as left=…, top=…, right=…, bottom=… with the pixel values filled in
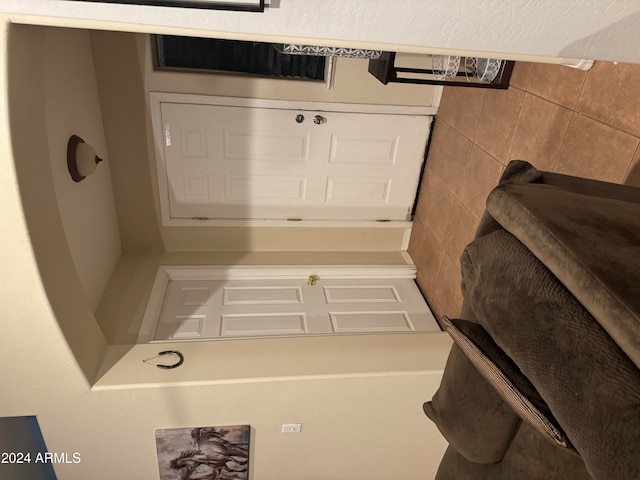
left=160, top=102, right=430, bottom=221
left=153, top=277, right=439, bottom=342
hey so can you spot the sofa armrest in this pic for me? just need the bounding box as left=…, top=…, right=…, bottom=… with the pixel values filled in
left=541, top=171, right=640, bottom=204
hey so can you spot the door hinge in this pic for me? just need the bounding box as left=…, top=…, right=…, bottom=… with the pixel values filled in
left=287, top=218, right=302, bottom=222
left=376, top=219, right=391, bottom=222
left=191, top=217, right=209, bottom=221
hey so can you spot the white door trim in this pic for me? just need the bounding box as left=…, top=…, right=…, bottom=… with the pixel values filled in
left=149, top=92, right=431, bottom=228
left=431, top=85, right=444, bottom=108
left=137, top=264, right=418, bottom=343
left=161, top=218, right=414, bottom=228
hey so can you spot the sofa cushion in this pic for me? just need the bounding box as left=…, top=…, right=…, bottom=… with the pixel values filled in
left=442, top=316, right=573, bottom=450
left=461, top=228, right=640, bottom=480
left=423, top=343, right=521, bottom=464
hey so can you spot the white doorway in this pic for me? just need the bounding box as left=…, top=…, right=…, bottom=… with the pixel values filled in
left=137, top=266, right=439, bottom=343
left=152, top=94, right=432, bottom=226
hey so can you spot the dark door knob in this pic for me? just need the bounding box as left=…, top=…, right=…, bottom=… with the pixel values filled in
left=295, top=114, right=305, bottom=123
left=313, top=115, right=326, bottom=125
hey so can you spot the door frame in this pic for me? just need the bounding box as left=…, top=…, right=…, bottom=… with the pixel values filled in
left=137, top=264, right=419, bottom=343
left=149, top=92, right=435, bottom=228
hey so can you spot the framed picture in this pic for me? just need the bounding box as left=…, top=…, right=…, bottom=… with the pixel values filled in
left=156, top=425, right=251, bottom=480
left=71, top=0, right=265, bottom=13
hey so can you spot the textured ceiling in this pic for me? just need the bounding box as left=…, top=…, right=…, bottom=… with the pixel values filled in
left=3, top=1, right=640, bottom=63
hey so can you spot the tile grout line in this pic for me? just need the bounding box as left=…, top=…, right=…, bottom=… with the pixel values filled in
left=503, top=88, right=526, bottom=166
left=438, top=119, right=499, bottom=222
left=520, top=89, right=582, bottom=117
left=420, top=214, right=444, bottom=246
left=430, top=250, right=449, bottom=315
left=439, top=251, right=464, bottom=317
left=550, top=110, right=575, bottom=172
left=620, top=140, right=640, bottom=183
left=430, top=251, right=445, bottom=308
left=432, top=116, right=498, bottom=227
left=521, top=61, right=533, bottom=92
left=470, top=90, right=487, bottom=144
left=573, top=64, right=590, bottom=112
left=437, top=109, right=478, bottom=143
left=437, top=109, right=499, bottom=221
left=569, top=110, right=640, bottom=140
left=432, top=154, right=484, bottom=223
left=417, top=268, right=438, bottom=302
left=570, top=64, right=639, bottom=183
left=523, top=68, right=640, bottom=140
left=425, top=160, right=463, bottom=204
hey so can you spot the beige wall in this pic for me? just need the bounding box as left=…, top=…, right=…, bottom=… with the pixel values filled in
left=2, top=22, right=450, bottom=479
left=90, top=30, right=165, bottom=253
left=7, top=23, right=108, bottom=385
left=159, top=225, right=407, bottom=252
left=44, top=28, right=121, bottom=311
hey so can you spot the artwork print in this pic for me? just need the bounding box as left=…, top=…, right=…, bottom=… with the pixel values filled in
left=156, top=425, right=250, bottom=480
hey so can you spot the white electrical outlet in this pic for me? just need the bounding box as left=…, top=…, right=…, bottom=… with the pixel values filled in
left=282, top=423, right=302, bottom=433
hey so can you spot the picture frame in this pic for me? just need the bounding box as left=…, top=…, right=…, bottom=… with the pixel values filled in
left=156, top=425, right=251, bottom=480
left=71, top=0, right=265, bottom=13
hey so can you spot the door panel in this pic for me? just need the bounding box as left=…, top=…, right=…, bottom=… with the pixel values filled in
left=161, top=102, right=430, bottom=221
left=222, top=286, right=304, bottom=305
left=220, top=313, right=309, bottom=337
left=329, top=312, right=414, bottom=333
left=323, top=285, right=401, bottom=303
left=329, top=135, right=397, bottom=165
left=153, top=277, right=438, bottom=341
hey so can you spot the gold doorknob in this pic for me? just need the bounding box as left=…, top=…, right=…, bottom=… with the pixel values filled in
left=307, top=275, right=316, bottom=286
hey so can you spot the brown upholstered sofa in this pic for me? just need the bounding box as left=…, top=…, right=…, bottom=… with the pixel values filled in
left=423, top=161, right=640, bottom=480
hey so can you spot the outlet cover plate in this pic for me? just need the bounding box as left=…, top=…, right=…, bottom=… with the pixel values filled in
left=282, top=423, right=302, bottom=433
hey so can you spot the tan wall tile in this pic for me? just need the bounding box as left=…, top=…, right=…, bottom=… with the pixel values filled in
left=442, top=201, right=479, bottom=267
